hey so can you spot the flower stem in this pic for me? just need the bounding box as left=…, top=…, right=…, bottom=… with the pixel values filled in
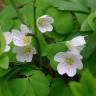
left=32, top=0, right=42, bottom=68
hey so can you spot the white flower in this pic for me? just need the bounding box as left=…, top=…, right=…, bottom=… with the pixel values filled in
left=65, top=36, right=86, bottom=58
left=13, top=45, right=36, bottom=62
left=12, top=24, right=32, bottom=47
left=3, top=32, right=12, bottom=52
left=36, top=15, right=54, bottom=33
left=54, top=51, right=83, bottom=77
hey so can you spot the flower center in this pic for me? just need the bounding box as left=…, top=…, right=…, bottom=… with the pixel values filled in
left=23, top=47, right=32, bottom=54
left=65, top=56, right=74, bottom=65
left=22, top=36, right=32, bottom=45
left=38, top=19, right=46, bottom=26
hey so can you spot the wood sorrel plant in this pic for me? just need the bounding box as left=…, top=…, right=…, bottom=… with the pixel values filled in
left=0, top=0, right=96, bottom=96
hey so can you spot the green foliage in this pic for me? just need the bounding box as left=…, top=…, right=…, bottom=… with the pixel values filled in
left=49, top=0, right=89, bottom=13
left=81, top=12, right=96, bottom=31
left=82, top=31, right=96, bottom=60
left=0, top=0, right=96, bottom=96
left=49, top=78, right=73, bottom=96
left=46, top=7, right=74, bottom=34
left=70, top=70, right=96, bottom=96
left=0, top=54, right=9, bottom=69
left=0, top=70, right=49, bottom=96
left=0, top=33, right=6, bottom=55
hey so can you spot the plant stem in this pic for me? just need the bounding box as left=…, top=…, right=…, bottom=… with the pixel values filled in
left=32, top=0, right=42, bottom=68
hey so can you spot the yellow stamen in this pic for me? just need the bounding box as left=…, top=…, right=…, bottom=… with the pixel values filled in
left=65, top=56, right=74, bottom=65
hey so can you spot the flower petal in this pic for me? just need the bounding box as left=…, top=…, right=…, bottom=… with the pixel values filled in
left=44, top=15, right=54, bottom=24
left=20, top=24, right=31, bottom=34
left=66, top=68, right=77, bottom=77
left=16, top=54, right=26, bottom=62
left=45, top=24, right=53, bottom=32
left=70, top=36, right=86, bottom=47
left=57, top=63, right=66, bottom=75
left=54, top=52, right=66, bottom=62
left=13, top=46, right=36, bottom=62
left=37, top=26, right=47, bottom=33
left=74, top=59, right=83, bottom=70
left=12, top=30, right=25, bottom=46
left=3, top=32, right=12, bottom=44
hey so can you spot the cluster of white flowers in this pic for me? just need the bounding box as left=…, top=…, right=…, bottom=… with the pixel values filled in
left=54, top=36, right=86, bottom=77
left=12, top=24, right=36, bottom=62
left=3, top=15, right=54, bottom=62
left=36, top=15, right=86, bottom=77
left=3, top=24, right=36, bottom=62
left=2, top=14, right=86, bottom=77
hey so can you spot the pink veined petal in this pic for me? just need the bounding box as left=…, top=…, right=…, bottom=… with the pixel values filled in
left=54, top=52, right=66, bottom=62
left=57, top=63, right=67, bottom=75
left=66, top=68, right=77, bottom=77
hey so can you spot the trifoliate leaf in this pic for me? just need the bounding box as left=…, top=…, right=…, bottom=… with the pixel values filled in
left=0, top=70, right=50, bottom=96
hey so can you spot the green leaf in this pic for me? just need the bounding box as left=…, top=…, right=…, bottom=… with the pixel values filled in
left=36, top=0, right=51, bottom=17
left=84, top=50, right=96, bottom=76
left=75, top=12, right=88, bottom=24
left=49, top=0, right=89, bottom=13
left=0, top=4, right=17, bottom=19
left=19, top=3, right=34, bottom=26
left=0, top=32, right=6, bottom=55
left=0, top=4, right=17, bottom=31
left=0, top=68, right=10, bottom=77
left=0, top=70, right=49, bottom=96
left=0, top=78, right=13, bottom=96
left=49, top=78, right=73, bottom=96
left=45, top=30, right=65, bottom=42
left=82, top=31, right=96, bottom=60
left=0, top=54, right=9, bottom=69
left=70, top=70, right=96, bottom=96
left=46, top=7, right=74, bottom=34
left=9, top=70, right=49, bottom=96
left=81, top=12, right=96, bottom=31
left=79, top=0, right=96, bottom=11
left=9, top=78, right=27, bottom=96
left=80, top=18, right=91, bottom=31
left=13, top=0, right=32, bottom=7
